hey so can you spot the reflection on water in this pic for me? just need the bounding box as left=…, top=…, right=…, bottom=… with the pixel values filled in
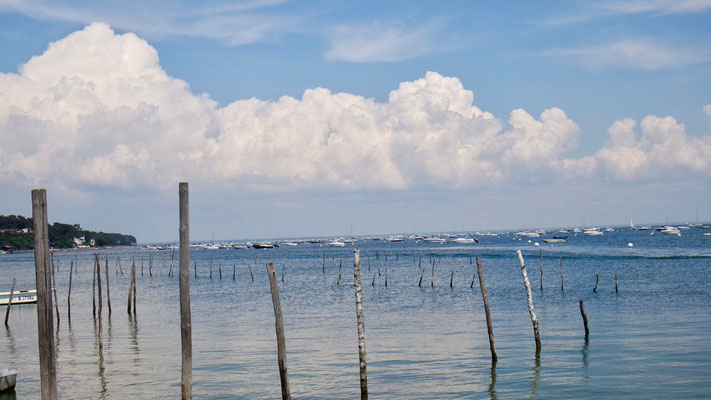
left=3, top=326, right=16, bottom=358
left=581, top=337, right=590, bottom=377
left=128, top=314, right=140, bottom=367
left=488, top=361, right=497, bottom=400
left=527, top=351, right=541, bottom=399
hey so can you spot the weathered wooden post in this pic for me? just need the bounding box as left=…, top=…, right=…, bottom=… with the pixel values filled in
left=219, top=263, right=223, bottom=280
left=477, top=257, right=497, bottom=362
left=233, top=265, right=236, bottom=280
left=539, top=249, right=543, bottom=291
left=431, top=260, right=435, bottom=287
left=92, top=257, right=97, bottom=318
left=353, top=249, right=368, bottom=399
left=96, top=255, right=103, bottom=349
left=249, top=265, right=254, bottom=282
left=337, top=259, right=342, bottom=286
left=418, top=268, right=424, bottom=287
left=449, top=270, right=454, bottom=288
left=179, top=182, right=193, bottom=399
left=560, top=257, right=564, bottom=292
left=50, top=253, right=60, bottom=327
left=32, top=189, right=57, bottom=400
left=149, top=252, right=153, bottom=277
left=209, top=255, right=213, bottom=279
left=615, top=273, right=619, bottom=294
left=194, top=261, right=197, bottom=278
left=593, top=271, right=599, bottom=293
left=132, top=261, right=137, bottom=315
left=67, top=261, right=73, bottom=324
left=105, top=258, right=112, bottom=315
left=322, top=252, right=326, bottom=274
left=4, top=277, right=15, bottom=326
left=127, top=262, right=134, bottom=314
left=517, top=250, right=541, bottom=352
left=579, top=299, right=589, bottom=337
left=384, top=266, right=388, bottom=288
left=266, top=262, right=291, bottom=400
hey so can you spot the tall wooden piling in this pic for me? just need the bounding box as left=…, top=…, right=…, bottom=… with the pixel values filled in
left=539, top=249, right=543, bottom=291
left=67, top=261, right=73, bottom=324
left=92, top=258, right=97, bottom=318
left=418, top=268, right=424, bottom=287
left=96, top=255, right=103, bottom=349
left=127, top=262, right=134, bottom=314
left=131, top=261, right=137, bottom=314
left=593, top=271, right=599, bottom=293
left=50, top=254, right=60, bottom=327
left=266, top=262, right=291, bottom=400
left=431, top=260, right=435, bottom=287
left=4, top=277, right=15, bottom=326
left=579, top=299, right=589, bottom=337
left=32, top=189, right=57, bottom=400
left=477, top=257, right=497, bottom=362
left=249, top=265, right=254, bottom=282
left=385, top=266, right=388, bottom=288
left=233, top=265, right=236, bottom=280
left=560, top=257, right=564, bottom=292
left=149, top=252, right=153, bottom=277
left=615, top=273, right=619, bottom=294
left=517, top=250, right=541, bottom=352
left=449, top=270, right=454, bottom=288
left=353, top=249, right=368, bottom=399
left=178, top=182, right=193, bottom=399
left=322, top=252, right=326, bottom=274
left=105, top=258, right=112, bottom=315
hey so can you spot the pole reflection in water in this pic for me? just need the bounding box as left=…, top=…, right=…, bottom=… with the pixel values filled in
left=581, top=337, right=590, bottom=378
left=527, top=351, right=541, bottom=399
left=128, top=314, right=141, bottom=367
left=3, top=326, right=16, bottom=358
left=488, top=361, right=498, bottom=400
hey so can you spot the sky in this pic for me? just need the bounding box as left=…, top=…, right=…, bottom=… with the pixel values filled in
left=0, top=0, right=710, bottom=242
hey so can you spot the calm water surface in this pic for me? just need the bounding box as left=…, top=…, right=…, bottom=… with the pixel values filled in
left=1, top=228, right=710, bottom=399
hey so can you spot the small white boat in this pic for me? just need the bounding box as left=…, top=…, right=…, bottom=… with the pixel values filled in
left=0, top=368, right=17, bottom=392
left=422, top=237, right=446, bottom=243
left=388, top=237, right=404, bottom=242
left=543, top=238, right=567, bottom=243
left=328, top=241, right=345, bottom=247
left=660, top=226, right=681, bottom=235
left=584, top=228, right=604, bottom=236
left=0, top=289, right=37, bottom=305
left=450, top=237, right=477, bottom=244
left=283, top=242, right=299, bottom=246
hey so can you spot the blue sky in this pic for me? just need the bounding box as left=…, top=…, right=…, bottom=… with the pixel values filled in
left=1, top=0, right=710, bottom=241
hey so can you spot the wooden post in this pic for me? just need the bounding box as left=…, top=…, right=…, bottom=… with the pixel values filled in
left=4, top=277, right=15, bottom=326
left=281, top=264, right=285, bottom=282
left=539, top=249, right=543, bottom=291
left=194, top=261, right=197, bottom=278
left=384, top=266, right=388, bottom=288
left=371, top=272, right=376, bottom=286
left=96, top=255, right=103, bottom=349
left=593, top=271, right=599, bottom=293
left=322, top=252, right=326, bottom=274
left=233, top=265, right=236, bottom=280
left=560, top=257, right=564, bottom=292
left=579, top=299, right=589, bottom=337
left=337, top=259, right=342, bottom=286
left=210, top=255, right=213, bottom=279
left=249, top=265, right=254, bottom=282
left=170, top=249, right=175, bottom=277
left=67, top=261, right=73, bottom=324
left=132, top=261, right=137, bottom=315
left=219, top=263, right=222, bottom=280
left=127, top=262, right=134, bottom=314
left=149, top=252, right=153, bottom=277
left=105, top=258, right=112, bottom=315
left=32, top=189, right=57, bottom=400
left=449, top=270, right=454, bottom=288
left=431, top=260, right=435, bottom=287
left=470, top=265, right=476, bottom=289
left=51, top=253, right=60, bottom=326
left=92, top=257, right=96, bottom=318
left=141, top=259, right=144, bottom=276
left=517, top=250, right=541, bottom=352
left=418, top=268, right=423, bottom=287
left=179, top=182, right=193, bottom=399
left=353, top=249, right=368, bottom=399
left=266, top=262, right=291, bottom=400
left=477, top=257, right=497, bottom=362
left=615, top=273, right=619, bottom=294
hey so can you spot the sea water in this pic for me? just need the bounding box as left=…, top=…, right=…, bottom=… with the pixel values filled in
left=1, top=228, right=710, bottom=399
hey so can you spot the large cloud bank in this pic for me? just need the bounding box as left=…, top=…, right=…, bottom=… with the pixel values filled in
left=1, top=23, right=709, bottom=193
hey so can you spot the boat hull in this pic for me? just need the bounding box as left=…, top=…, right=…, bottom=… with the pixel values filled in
left=0, top=290, right=37, bottom=305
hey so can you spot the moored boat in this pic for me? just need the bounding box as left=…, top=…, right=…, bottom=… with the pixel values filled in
left=0, top=368, right=17, bottom=392
left=0, top=289, right=37, bottom=305
left=450, top=237, right=478, bottom=244
left=543, top=238, right=567, bottom=243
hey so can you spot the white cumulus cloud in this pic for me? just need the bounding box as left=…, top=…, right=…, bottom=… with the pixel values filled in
left=704, top=104, right=711, bottom=117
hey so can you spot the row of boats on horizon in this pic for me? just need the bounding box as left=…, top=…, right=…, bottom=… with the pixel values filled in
left=143, top=221, right=711, bottom=251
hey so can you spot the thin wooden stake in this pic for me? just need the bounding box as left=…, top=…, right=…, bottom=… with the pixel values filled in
left=539, top=249, right=543, bottom=291
left=210, top=255, right=213, bottom=279
left=477, top=257, right=497, bottom=362
left=51, top=253, right=60, bottom=326
left=450, top=270, right=454, bottom=288
left=560, top=257, right=564, bottom=292
left=219, top=264, right=222, bottom=280
left=266, top=262, right=291, bottom=400
left=353, top=249, right=368, bottom=399
left=92, top=257, right=96, bottom=318
left=249, top=265, right=254, bottom=282
left=431, top=260, right=435, bottom=288
left=372, top=272, right=376, bottom=286
left=233, top=265, right=236, bottom=280
left=105, top=258, right=112, bottom=315
left=96, top=255, right=103, bottom=350
left=67, top=261, right=73, bottom=324
left=132, top=261, right=137, bottom=315
left=178, top=182, right=193, bottom=399
left=593, top=271, right=599, bottom=293
left=517, top=250, right=541, bottom=352
left=149, top=252, right=153, bottom=277
left=384, top=266, right=388, bottom=288
left=579, top=299, right=589, bottom=337
left=4, top=277, right=15, bottom=326
left=32, top=188, right=57, bottom=400
left=141, top=259, right=144, bottom=276
left=281, top=264, right=285, bottom=282
left=418, top=268, right=423, bottom=287
left=615, top=273, right=619, bottom=294
left=322, top=252, right=326, bottom=274
left=127, top=262, right=134, bottom=314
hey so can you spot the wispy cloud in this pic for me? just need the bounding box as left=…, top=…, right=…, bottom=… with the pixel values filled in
left=542, top=37, right=711, bottom=70
left=323, top=20, right=452, bottom=63
left=598, top=0, right=711, bottom=14
left=0, top=0, right=300, bottom=45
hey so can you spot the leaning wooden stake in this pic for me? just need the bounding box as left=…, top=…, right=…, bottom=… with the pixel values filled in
left=249, top=265, right=254, bottom=282
left=178, top=182, right=193, bottom=400
left=266, top=262, right=291, bottom=400
left=353, top=249, right=368, bottom=400
left=449, top=270, right=454, bottom=288
left=67, top=261, right=73, bottom=324
left=105, top=258, right=112, bottom=315
left=32, top=189, right=57, bottom=400
left=4, top=277, right=15, bottom=326
left=560, top=257, right=564, bottom=292
left=517, top=250, right=541, bottom=352
left=593, top=271, right=599, bottom=293
left=477, top=257, right=497, bottom=362
left=579, top=299, right=589, bottom=337
left=615, top=273, right=619, bottom=294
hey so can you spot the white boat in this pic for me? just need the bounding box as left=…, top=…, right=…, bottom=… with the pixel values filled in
left=283, top=242, right=299, bottom=246
left=0, top=368, right=17, bottom=392
left=328, top=241, right=345, bottom=247
left=519, top=232, right=540, bottom=238
left=543, top=238, right=567, bottom=243
left=660, top=226, right=681, bottom=235
left=0, top=289, right=37, bottom=305
left=423, top=237, right=446, bottom=243
left=605, top=228, right=615, bottom=232
left=450, top=237, right=477, bottom=244
left=584, top=228, right=604, bottom=236
left=388, top=236, right=404, bottom=242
